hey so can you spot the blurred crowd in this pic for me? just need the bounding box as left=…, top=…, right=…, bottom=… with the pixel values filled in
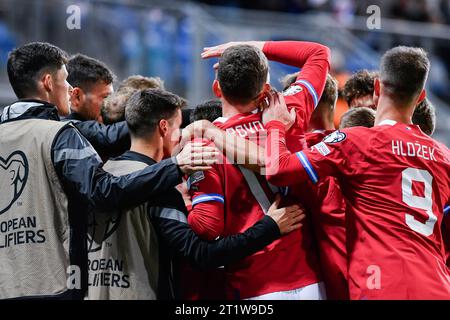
left=196, top=0, right=450, bottom=24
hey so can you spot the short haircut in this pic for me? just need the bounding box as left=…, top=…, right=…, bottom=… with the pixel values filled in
left=181, top=109, right=194, bottom=129
left=412, top=98, right=436, bottom=136
left=101, top=87, right=136, bottom=125
left=7, top=42, right=68, bottom=98
left=380, top=46, right=430, bottom=104
left=125, top=88, right=186, bottom=138
left=117, top=75, right=164, bottom=92
left=190, top=100, right=222, bottom=123
left=282, top=72, right=337, bottom=108
left=218, top=45, right=268, bottom=105
left=66, top=53, right=115, bottom=92
left=281, top=72, right=298, bottom=91
left=319, top=74, right=338, bottom=109
left=339, top=107, right=376, bottom=129
left=343, top=70, right=379, bottom=107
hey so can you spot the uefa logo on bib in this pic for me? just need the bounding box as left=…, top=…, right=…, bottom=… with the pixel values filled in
left=87, top=210, right=121, bottom=252
left=0, top=151, right=29, bottom=215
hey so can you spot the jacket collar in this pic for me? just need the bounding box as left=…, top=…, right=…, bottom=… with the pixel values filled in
left=114, top=150, right=157, bottom=166
left=0, top=99, right=60, bottom=123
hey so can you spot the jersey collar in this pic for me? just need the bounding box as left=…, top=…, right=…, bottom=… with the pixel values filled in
left=377, top=119, right=397, bottom=126
left=213, top=108, right=260, bottom=125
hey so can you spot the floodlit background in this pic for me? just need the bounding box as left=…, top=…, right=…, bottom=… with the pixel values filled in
left=0, top=0, right=449, bottom=144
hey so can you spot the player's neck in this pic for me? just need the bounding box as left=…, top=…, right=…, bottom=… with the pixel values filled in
left=130, top=136, right=164, bottom=163
left=26, top=93, right=50, bottom=104
left=375, top=97, right=414, bottom=126
left=221, top=99, right=257, bottom=118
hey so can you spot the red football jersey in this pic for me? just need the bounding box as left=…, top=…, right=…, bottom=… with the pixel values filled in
left=188, top=111, right=321, bottom=299
left=304, top=131, right=348, bottom=300
left=266, top=120, right=450, bottom=299
left=187, top=41, right=330, bottom=299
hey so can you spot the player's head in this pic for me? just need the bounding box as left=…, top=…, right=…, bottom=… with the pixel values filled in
left=281, top=72, right=299, bottom=91
left=101, top=87, right=136, bottom=125
left=67, top=53, right=115, bottom=121
left=214, top=45, right=269, bottom=110
left=7, top=42, right=71, bottom=116
left=309, top=74, right=338, bottom=131
left=412, top=97, right=436, bottom=136
left=190, top=100, right=222, bottom=123
left=343, top=70, right=378, bottom=110
left=117, top=75, right=164, bottom=92
left=375, top=46, right=429, bottom=109
left=339, top=107, right=376, bottom=129
left=125, top=88, right=186, bottom=157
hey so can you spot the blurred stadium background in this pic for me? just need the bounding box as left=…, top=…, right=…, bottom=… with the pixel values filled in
left=0, top=0, right=449, bottom=144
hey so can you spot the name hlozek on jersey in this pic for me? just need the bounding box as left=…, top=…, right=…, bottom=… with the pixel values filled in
left=391, top=140, right=437, bottom=161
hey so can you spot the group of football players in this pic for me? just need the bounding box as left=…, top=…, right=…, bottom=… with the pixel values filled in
left=0, top=38, right=448, bottom=300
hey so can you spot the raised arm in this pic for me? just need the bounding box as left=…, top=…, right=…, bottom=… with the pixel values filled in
left=263, top=91, right=344, bottom=186
left=263, top=41, right=330, bottom=97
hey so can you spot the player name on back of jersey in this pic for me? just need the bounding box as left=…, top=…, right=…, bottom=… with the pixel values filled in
left=391, top=140, right=437, bottom=161
left=225, top=120, right=265, bottom=138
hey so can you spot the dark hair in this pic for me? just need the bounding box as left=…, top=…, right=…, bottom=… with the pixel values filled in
left=319, top=74, right=338, bottom=109
left=412, top=98, right=436, bottom=136
left=218, top=45, right=268, bottom=105
left=117, top=75, right=164, bottom=92
left=282, top=72, right=337, bottom=108
left=66, top=54, right=115, bottom=92
left=7, top=42, right=68, bottom=98
left=339, top=107, right=376, bottom=129
left=101, top=87, right=136, bottom=125
left=380, top=46, right=430, bottom=104
left=125, top=89, right=186, bottom=138
left=181, top=109, right=194, bottom=129
left=190, top=100, right=222, bottom=122
left=343, top=70, right=379, bottom=107
left=281, top=72, right=298, bottom=91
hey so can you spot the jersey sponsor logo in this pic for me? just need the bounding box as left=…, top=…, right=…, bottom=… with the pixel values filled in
left=323, top=131, right=347, bottom=144
left=313, top=142, right=331, bottom=156
left=283, top=85, right=303, bottom=96
left=0, top=151, right=29, bottom=215
left=87, top=210, right=121, bottom=253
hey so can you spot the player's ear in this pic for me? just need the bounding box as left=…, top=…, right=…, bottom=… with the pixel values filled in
left=212, top=80, right=222, bottom=98
left=257, top=83, right=271, bottom=101
left=373, top=78, right=380, bottom=107
left=263, top=83, right=271, bottom=93
left=159, top=119, right=169, bottom=137
left=42, top=73, right=53, bottom=93
left=417, top=89, right=426, bottom=105
left=374, top=78, right=380, bottom=96
left=70, top=87, right=84, bottom=108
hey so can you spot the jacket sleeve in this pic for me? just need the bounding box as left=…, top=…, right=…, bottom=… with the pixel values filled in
left=73, top=120, right=130, bottom=158
left=149, top=206, right=281, bottom=270
left=52, top=125, right=182, bottom=211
